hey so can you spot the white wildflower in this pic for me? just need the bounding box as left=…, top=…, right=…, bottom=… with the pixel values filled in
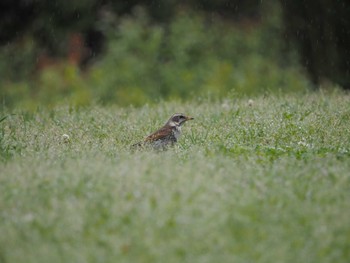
left=62, top=134, right=70, bottom=143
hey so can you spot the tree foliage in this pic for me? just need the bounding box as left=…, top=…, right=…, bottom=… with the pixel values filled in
left=0, top=0, right=349, bottom=109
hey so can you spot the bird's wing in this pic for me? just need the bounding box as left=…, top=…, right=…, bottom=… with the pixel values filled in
left=144, top=126, right=173, bottom=142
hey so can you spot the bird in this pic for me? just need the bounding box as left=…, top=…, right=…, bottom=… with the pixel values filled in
left=131, top=113, right=194, bottom=150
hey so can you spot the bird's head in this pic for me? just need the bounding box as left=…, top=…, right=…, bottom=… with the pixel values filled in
left=167, top=113, right=194, bottom=127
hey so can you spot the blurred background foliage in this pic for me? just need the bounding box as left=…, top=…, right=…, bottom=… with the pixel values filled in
left=0, top=0, right=349, bottom=109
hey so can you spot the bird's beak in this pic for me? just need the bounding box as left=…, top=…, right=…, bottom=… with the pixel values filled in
left=186, top=116, right=194, bottom=121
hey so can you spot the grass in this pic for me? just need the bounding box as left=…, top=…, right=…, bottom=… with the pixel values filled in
left=0, top=91, right=350, bottom=262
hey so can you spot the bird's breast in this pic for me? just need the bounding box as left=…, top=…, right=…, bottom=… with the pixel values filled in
left=173, top=126, right=181, bottom=140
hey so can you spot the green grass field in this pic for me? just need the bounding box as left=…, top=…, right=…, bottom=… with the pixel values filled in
left=1, top=91, right=350, bottom=263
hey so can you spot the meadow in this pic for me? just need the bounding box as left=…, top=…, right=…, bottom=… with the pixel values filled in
left=0, top=91, right=350, bottom=263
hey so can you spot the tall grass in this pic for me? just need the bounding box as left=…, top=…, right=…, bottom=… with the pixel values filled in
left=1, top=91, right=349, bottom=262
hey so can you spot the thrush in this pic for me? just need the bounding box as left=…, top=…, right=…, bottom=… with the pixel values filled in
left=131, top=113, right=194, bottom=150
